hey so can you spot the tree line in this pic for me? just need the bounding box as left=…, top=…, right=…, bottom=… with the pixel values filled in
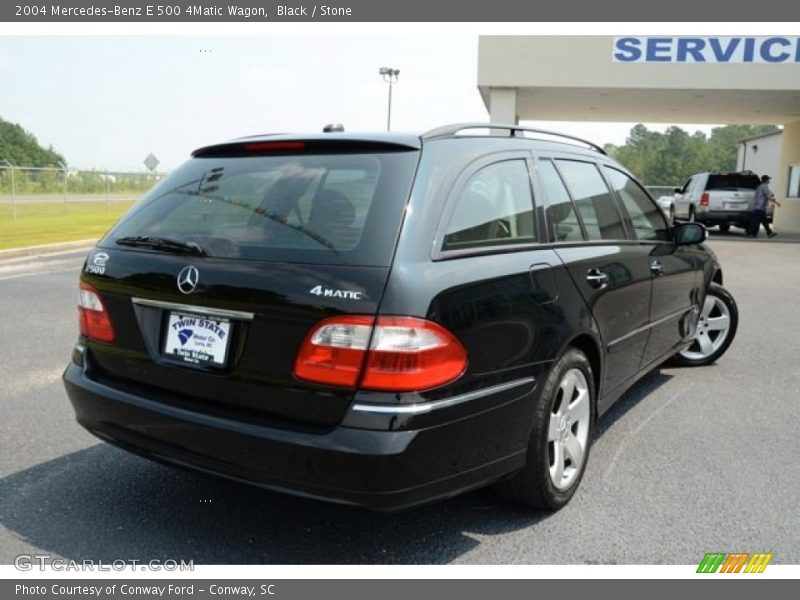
left=0, top=115, right=159, bottom=196
left=0, top=116, right=65, bottom=167
left=0, top=114, right=781, bottom=195
left=605, top=124, right=779, bottom=185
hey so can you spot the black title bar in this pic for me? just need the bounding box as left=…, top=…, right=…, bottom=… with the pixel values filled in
left=3, top=0, right=800, bottom=22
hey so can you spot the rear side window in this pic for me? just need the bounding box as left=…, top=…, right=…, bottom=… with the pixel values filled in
left=604, top=167, right=669, bottom=241
left=705, top=174, right=760, bottom=190
left=556, top=160, right=627, bottom=241
left=104, top=151, right=418, bottom=266
left=442, top=159, right=535, bottom=251
left=537, top=160, right=584, bottom=242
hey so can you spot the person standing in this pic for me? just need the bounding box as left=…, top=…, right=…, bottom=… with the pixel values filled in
left=749, top=175, right=781, bottom=238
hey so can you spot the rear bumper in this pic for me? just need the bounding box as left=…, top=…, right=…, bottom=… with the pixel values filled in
left=696, top=209, right=772, bottom=225
left=63, top=362, right=533, bottom=511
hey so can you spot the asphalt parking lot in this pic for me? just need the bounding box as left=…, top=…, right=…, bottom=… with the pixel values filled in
left=1, top=236, right=798, bottom=565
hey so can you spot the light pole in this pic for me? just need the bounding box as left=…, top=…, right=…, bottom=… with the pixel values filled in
left=379, top=67, right=400, bottom=132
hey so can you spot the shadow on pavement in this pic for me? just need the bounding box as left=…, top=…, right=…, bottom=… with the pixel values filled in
left=0, top=372, right=674, bottom=565
left=0, top=446, right=545, bottom=564
left=595, top=368, right=675, bottom=437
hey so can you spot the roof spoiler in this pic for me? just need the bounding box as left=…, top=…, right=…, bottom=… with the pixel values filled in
left=192, top=138, right=420, bottom=157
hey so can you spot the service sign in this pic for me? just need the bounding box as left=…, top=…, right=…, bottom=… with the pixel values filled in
left=613, top=36, right=800, bottom=64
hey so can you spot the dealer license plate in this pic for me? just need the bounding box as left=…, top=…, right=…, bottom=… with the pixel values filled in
left=163, top=311, right=231, bottom=366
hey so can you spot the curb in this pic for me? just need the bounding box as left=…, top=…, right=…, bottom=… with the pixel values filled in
left=0, top=238, right=97, bottom=261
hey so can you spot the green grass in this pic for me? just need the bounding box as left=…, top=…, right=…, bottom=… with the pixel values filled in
left=0, top=200, right=135, bottom=250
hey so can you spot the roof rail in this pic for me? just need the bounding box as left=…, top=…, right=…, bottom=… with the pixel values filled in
left=421, top=122, right=607, bottom=155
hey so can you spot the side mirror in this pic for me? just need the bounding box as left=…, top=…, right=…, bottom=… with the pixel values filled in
left=674, top=222, right=707, bottom=246
left=673, top=187, right=682, bottom=194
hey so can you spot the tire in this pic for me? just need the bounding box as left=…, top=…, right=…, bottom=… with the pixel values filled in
left=688, top=205, right=696, bottom=222
left=494, top=348, right=596, bottom=510
left=671, top=283, right=738, bottom=367
left=668, top=204, right=675, bottom=224
left=718, top=224, right=730, bottom=233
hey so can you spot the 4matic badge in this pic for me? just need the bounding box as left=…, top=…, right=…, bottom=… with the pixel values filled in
left=309, top=285, right=363, bottom=300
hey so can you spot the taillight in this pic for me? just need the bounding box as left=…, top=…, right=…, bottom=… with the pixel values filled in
left=294, top=315, right=373, bottom=388
left=78, top=282, right=115, bottom=342
left=700, top=192, right=709, bottom=206
left=294, top=315, right=467, bottom=392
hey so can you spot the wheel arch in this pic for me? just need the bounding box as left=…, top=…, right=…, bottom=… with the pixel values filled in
left=564, top=333, right=602, bottom=415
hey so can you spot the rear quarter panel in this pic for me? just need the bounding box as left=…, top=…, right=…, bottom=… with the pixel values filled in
left=376, top=138, right=599, bottom=404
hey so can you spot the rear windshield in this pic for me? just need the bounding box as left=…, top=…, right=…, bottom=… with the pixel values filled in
left=102, top=151, right=419, bottom=266
left=705, top=174, right=760, bottom=191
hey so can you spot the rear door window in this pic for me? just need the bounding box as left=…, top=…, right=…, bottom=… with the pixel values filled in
left=104, top=151, right=418, bottom=266
left=604, top=167, right=670, bottom=241
left=555, top=160, right=628, bottom=241
left=442, top=159, right=536, bottom=251
left=537, top=160, right=584, bottom=242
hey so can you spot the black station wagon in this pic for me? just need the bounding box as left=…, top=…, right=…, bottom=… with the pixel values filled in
left=63, top=123, right=738, bottom=511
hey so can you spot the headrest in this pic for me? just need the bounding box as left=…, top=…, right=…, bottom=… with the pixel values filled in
left=310, top=189, right=356, bottom=226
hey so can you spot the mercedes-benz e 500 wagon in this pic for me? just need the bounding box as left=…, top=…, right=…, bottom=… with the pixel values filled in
left=63, top=124, right=738, bottom=511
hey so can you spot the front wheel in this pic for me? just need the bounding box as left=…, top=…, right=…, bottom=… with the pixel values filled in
left=672, top=283, right=738, bottom=366
left=494, top=348, right=595, bottom=510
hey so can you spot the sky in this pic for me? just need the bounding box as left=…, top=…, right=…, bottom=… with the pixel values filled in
left=0, top=35, right=718, bottom=172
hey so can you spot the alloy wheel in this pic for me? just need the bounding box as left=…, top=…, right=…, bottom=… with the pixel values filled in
left=548, top=368, right=591, bottom=490
left=680, top=294, right=731, bottom=361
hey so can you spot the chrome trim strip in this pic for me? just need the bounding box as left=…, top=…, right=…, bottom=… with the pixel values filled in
left=651, top=305, right=695, bottom=329
left=131, top=297, right=255, bottom=321
left=351, top=377, right=536, bottom=415
left=607, top=305, right=692, bottom=351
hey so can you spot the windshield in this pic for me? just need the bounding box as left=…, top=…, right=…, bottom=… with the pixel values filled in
left=102, top=151, right=419, bottom=266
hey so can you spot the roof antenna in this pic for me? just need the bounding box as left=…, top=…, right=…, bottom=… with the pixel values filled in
left=323, top=123, right=345, bottom=133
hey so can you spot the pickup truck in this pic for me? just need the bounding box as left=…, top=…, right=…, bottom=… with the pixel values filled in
left=671, top=171, right=772, bottom=232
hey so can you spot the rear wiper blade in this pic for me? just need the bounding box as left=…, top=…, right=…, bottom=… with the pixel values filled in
left=115, top=236, right=207, bottom=256
left=177, top=190, right=340, bottom=255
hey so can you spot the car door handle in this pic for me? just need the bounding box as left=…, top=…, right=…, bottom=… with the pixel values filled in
left=585, top=268, right=609, bottom=289
left=650, top=260, right=664, bottom=275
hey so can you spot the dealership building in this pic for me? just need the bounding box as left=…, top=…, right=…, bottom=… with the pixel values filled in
left=478, top=36, right=800, bottom=233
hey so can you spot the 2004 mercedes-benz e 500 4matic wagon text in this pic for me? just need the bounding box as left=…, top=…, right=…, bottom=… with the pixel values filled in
left=63, top=124, right=738, bottom=511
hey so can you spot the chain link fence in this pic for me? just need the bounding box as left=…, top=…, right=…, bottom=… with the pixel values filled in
left=0, top=164, right=165, bottom=221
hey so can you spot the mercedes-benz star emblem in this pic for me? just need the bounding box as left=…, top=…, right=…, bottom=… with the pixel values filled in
left=176, top=265, right=199, bottom=295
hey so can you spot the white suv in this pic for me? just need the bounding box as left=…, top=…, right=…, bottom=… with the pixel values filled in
left=672, top=171, right=769, bottom=232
